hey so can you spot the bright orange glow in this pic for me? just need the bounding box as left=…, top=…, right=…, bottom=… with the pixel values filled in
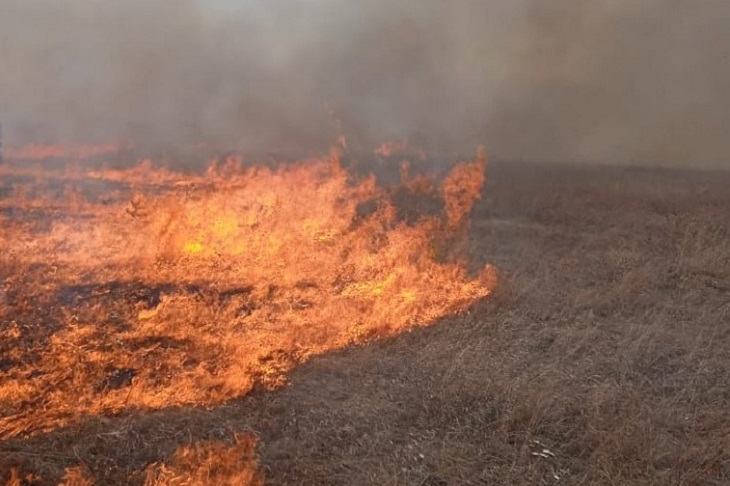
left=144, top=436, right=262, bottom=485
left=0, top=146, right=496, bottom=441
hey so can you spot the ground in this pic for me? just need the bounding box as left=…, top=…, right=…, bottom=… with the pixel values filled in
left=1, top=159, right=729, bottom=485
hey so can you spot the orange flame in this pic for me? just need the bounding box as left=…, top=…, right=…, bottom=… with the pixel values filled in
left=3, top=142, right=127, bottom=161
left=0, top=146, right=495, bottom=440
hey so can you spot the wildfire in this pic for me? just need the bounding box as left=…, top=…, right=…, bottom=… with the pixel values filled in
left=2, top=142, right=127, bottom=161
left=0, top=146, right=496, bottom=446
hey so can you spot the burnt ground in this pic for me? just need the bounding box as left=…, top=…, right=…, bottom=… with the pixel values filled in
left=2, top=161, right=730, bottom=485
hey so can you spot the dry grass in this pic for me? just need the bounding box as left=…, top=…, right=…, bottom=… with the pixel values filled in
left=2, top=157, right=729, bottom=484
left=143, top=435, right=262, bottom=486
left=1, top=149, right=493, bottom=484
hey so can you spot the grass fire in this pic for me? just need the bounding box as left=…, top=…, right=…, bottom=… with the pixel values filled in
left=2, top=1, right=730, bottom=484
left=2, top=143, right=730, bottom=484
left=1, top=146, right=497, bottom=483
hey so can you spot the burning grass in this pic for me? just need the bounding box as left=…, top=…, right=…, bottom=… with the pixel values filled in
left=143, top=435, right=262, bottom=486
left=2, top=158, right=729, bottom=485
left=0, top=148, right=494, bottom=449
left=2, top=143, right=127, bottom=162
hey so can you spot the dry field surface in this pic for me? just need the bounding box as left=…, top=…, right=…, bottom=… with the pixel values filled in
left=1, top=152, right=729, bottom=485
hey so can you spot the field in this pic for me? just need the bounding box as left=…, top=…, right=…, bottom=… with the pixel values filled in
left=1, top=153, right=729, bottom=485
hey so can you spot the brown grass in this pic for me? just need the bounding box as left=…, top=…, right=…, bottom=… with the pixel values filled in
left=2, top=157, right=730, bottom=484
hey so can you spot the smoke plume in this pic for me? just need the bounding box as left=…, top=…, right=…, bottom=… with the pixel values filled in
left=0, top=0, right=728, bottom=167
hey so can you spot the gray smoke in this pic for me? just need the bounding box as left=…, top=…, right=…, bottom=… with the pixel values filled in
left=492, top=0, right=730, bottom=168
left=0, top=0, right=728, bottom=167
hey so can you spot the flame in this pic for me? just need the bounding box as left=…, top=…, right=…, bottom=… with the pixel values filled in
left=144, top=436, right=262, bottom=485
left=3, top=142, right=128, bottom=161
left=0, top=146, right=495, bottom=441
left=182, top=241, right=205, bottom=254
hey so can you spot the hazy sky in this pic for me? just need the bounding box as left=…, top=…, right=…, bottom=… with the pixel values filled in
left=0, top=1, right=728, bottom=168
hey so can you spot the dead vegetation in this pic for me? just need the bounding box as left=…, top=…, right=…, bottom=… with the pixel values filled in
left=1, top=149, right=493, bottom=484
left=1, top=156, right=729, bottom=484
left=143, top=435, right=262, bottom=486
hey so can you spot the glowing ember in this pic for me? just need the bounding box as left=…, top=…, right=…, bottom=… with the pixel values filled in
left=0, top=147, right=495, bottom=439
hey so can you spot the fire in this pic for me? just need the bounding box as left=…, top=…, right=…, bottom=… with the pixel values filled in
left=3, top=142, right=127, bottom=161
left=144, top=435, right=262, bottom=485
left=0, top=146, right=496, bottom=441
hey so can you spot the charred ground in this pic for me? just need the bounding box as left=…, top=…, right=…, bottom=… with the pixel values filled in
left=2, top=159, right=730, bottom=485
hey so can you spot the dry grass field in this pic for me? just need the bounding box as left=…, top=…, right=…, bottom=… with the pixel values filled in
left=1, top=151, right=729, bottom=485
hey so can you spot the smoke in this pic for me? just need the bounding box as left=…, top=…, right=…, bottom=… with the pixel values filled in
left=492, top=0, right=730, bottom=168
left=0, top=0, right=728, bottom=167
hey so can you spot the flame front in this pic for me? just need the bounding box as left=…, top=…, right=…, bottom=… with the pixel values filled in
left=3, top=142, right=127, bottom=161
left=0, top=148, right=495, bottom=438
